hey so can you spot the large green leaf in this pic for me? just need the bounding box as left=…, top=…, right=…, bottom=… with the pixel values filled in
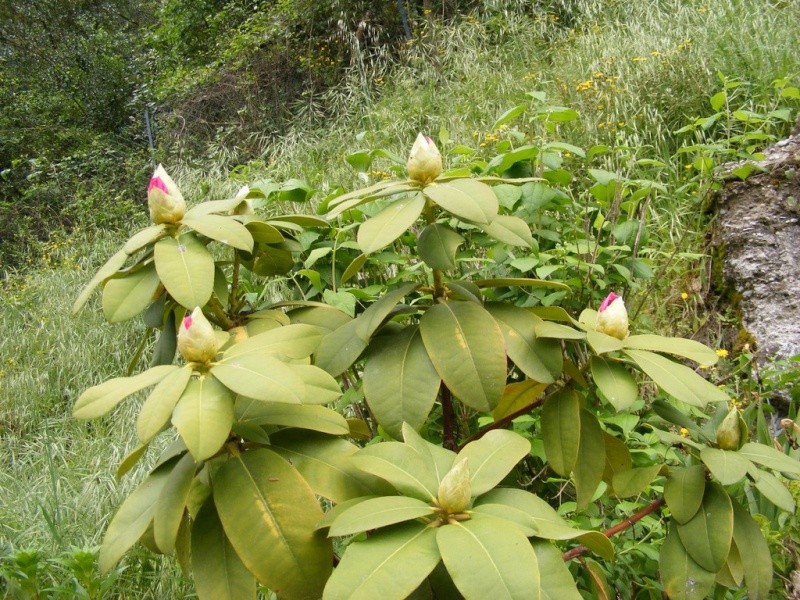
left=751, top=468, right=796, bottom=512
left=590, top=356, right=638, bottom=411
left=72, top=249, right=129, bottom=314
left=664, top=466, right=706, bottom=524
left=611, top=465, right=663, bottom=498
left=534, top=321, right=586, bottom=340
left=659, top=525, right=716, bottom=600
left=181, top=214, right=254, bottom=252
left=154, top=452, right=196, bottom=553
left=479, top=215, right=534, bottom=247
left=457, top=430, right=531, bottom=497
left=541, top=390, right=581, bottom=477
left=74, top=365, right=177, bottom=419
left=99, top=466, right=171, bottom=572
left=323, top=523, right=439, bottom=600
left=314, top=319, right=368, bottom=376
left=288, top=305, right=352, bottom=332
left=417, top=223, right=465, bottom=271
left=437, top=516, right=540, bottom=600
left=420, top=302, right=506, bottom=412
left=676, top=482, right=732, bottom=572
left=269, top=431, right=380, bottom=503
left=486, top=303, right=559, bottom=383
left=363, top=326, right=441, bottom=439
left=191, top=500, right=256, bottom=600
left=329, top=496, right=436, bottom=537
left=351, top=442, right=438, bottom=502
left=172, top=375, right=234, bottom=462
left=424, top=179, right=498, bottom=224
left=585, top=329, right=624, bottom=354
left=355, top=283, right=419, bottom=342
left=357, top=193, right=426, bottom=254
left=102, top=263, right=161, bottom=323
left=123, top=224, right=167, bottom=255
left=213, top=449, right=331, bottom=600
left=699, top=448, right=752, bottom=485
left=235, top=400, right=348, bottom=435
left=731, top=501, right=773, bottom=599
left=290, top=365, right=343, bottom=405
left=224, top=324, right=324, bottom=361
left=623, top=335, right=719, bottom=365
left=532, top=541, right=582, bottom=600
left=575, top=409, right=606, bottom=509
left=739, top=442, right=800, bottom=475
left=624, top=349, right=729, bottom=407
left=401, top=423, right=456, bottom=486
left=211, top=354, right=305, bottom=404
left=154, top=233, right=214, bottom=309
left=244, top=220, right=284, bottom=243
left=137, top=365, right=193, bottom=443
left=493, top=380, right=549, bottom=422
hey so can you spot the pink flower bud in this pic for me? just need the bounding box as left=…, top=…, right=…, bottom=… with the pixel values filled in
left=177, top=307, right=218, bottom=363
left=148, top=164, right=186, bottom=224
left=596, top=292, right=629, bottom=339
left=437, top=458, right=471, bottom=514
left=407, top=133, right=443, bottom=184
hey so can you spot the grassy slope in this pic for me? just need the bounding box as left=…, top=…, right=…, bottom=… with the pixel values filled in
left=1, top=0, right=798, bottom=595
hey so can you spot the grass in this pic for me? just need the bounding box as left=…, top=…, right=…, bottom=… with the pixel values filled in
left=1, top=0, right=799, bottom=596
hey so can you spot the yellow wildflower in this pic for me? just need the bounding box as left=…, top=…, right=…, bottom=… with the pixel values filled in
left=716, top=348, right=729, bottom=358
left=680, top=292, right=689, bottom=300
left=679, top=427, right=689, bottom=437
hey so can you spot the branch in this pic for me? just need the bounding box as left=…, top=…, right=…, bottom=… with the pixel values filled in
left=457, top=395, right=546, bottom=450
left=562, top=497, right=666, bottom=562
left=441, top=384, right=458, bottom=452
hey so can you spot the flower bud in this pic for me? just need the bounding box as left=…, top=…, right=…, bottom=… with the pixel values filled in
left=407, top=133, right=443, bottom=184
left=177, top=307, right=219, bottom=364
left=716, top=408, right=746, bottom=450
left=596, top=292, right=629, bottom=339
left=437, top=458, right=471, bottom=514
left=148, top=164, right=186, bottom=224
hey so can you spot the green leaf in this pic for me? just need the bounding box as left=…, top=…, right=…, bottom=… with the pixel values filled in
left=493, top=380, right=548, bottom=422
left=154, top=233, right=214, bottom=309
left=244, top=220, right=284, bottom=243
left=541, top=390, right=581, bottom=477
left=700, top=448, right=752, bottom=485
left=73, top=249, right=128, bottom=314
left=357, top=193, right=426, bottom=254
left=341, top=253, right=367, bottom=283
left=420, top=302, right=506, bottom=412
left=355, top=283, right=419, bottom=342
left=329, top=496, right=436, bottom=537
left=137, top=365, right=193, bottom=443
left=424, top=179, right=498, bottom=224
left=731, top=501, right=773, bottom=599
left=602, top=431, right=632, bottom=487
left=235, top=400, right=348, bottom=435
left=351, top=442, right=438, bottom=502
left=154, top=452, right=196, bottom=553
left=479, top=215, right=533, bottom=247
left=623, top=334, right=719, bottom=365
left=739, top=442, right=800, bottom=475
left=123, top=224, right=167, bottom=254
left=664, top=466, right=706, bottom=524
left=74, top=365, right=177, bottom=419
left=363, top=326, right=441, bottom=439
left=192, top=500, right=256, bottom=600
left=288, top=305, right=352, bottom=332
left=534, top=321, right=586, bottom=340
left=211, top=354, right=305, bottom=404
left=323, top=523, right=439, bottom=600
left=575, top=409, right=605, bottom=509
left=252, top=246, right=294, bottom=276
left=314, top=318, right=368, bottom=376
left=437, top=516, right=541, bottom=600
left=116, top=443, right=149, bottom=480
left=401, top=424, right=456, bottom=487
left=290, top=365, right=343, bottom=405
left=213, top=449, right=331, bottom=600
left=624, top=349, right=729, bottom=407
left=591, top=356, right=639, bottom=411
left=611, top=465, right=662, bottom=498
left=99, top=466, right=171, bottom=572
left=486, top=303, right=559, bottom=383
left=532, top=541, right=582, bottom=600
left=172, top=375, right=234, bottom=462
left=457, top=430, right=531, bottom=497
left=269, top=431, right=380, bottom=503
left=716, top=540, right=744, bottom=589
left=224, top=324, right=324, bottom=361
left=659, top=524, right=716, bottom=600
left=102, top=263, right=161, bottom=323
left=751, top=468, right=796, bottom=512
left=492, top=104, right=527, bottom=130
left=585, top=329, right=624, bottom=354
left=417, top=223, right=465, bottom=271
left=473, top=278, right=570, bottom=292
left=181, top=214, right=254, bottom=252
left=676, top=482, right=733, bottom=572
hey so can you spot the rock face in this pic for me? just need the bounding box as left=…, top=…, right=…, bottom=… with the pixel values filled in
left=714, top=132, right=800, bottom=362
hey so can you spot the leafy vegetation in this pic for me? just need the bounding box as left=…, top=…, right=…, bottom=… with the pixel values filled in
left=2, top=0, right=800, bottom=598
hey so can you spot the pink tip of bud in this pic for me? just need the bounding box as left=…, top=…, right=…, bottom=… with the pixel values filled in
left=183, top=314, right=193, bottom=330
left=599, top=292, right=620, bottom=312
left=148, top=176, right=169, bottom=194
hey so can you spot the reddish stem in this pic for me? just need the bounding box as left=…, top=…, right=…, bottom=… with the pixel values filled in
left=562, top=497, right=666, bottom=561
left=456, top=396, right=546, bottom=451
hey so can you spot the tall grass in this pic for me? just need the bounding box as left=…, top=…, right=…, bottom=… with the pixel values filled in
left=1, top=0, right=798, bottom=595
